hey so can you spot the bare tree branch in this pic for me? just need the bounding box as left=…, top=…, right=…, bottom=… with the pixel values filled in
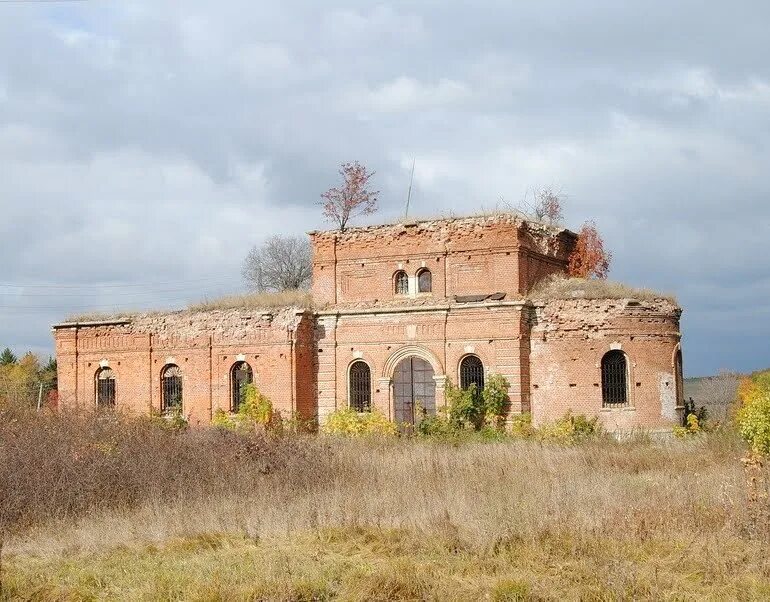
left=242, top=235, right=312, bottom=292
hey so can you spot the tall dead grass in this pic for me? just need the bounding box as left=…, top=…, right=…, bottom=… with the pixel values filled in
left=0, top=403, right=327, bottom=542
left=2, top=406, right=768, bottom=599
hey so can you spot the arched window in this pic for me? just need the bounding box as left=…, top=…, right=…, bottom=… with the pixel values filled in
left=349, top=361, right=372, bottom=412
left=674, top=349, right=684, bottom=408
left=394, top=270, right=409, bottom=295
left=231, top=361, right=254, bottom=412
left=417, top=268, right=432, bottom=293
left=95, top=368, right=116, bottom=408
left=459, top=355, right=485, bottom=392
left=601, top=350, right=628, bottom=407
left=161, top=364, right=183, bottom=414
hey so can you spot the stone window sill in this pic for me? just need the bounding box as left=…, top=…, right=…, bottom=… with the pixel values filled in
left=600, top=406, right=636, bottom=412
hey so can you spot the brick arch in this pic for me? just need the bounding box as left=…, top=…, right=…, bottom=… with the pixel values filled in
left=382, top=345, right=444, bottom=379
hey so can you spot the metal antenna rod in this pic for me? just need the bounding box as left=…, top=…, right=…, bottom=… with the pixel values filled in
left=405, top=158, right=415, bottom=218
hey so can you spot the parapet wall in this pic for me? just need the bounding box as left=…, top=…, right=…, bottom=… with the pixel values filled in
left=310, top=214, right=577, bottom=306
left=54, top=308, right=315, bottom=424
left=528, top=298, right=682, bottom=429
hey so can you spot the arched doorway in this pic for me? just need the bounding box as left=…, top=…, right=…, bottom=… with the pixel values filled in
left=393, top=356, right=436, bottom=425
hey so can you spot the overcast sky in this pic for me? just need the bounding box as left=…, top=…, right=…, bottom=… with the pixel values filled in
left=1, top=1, right=768, bottom=376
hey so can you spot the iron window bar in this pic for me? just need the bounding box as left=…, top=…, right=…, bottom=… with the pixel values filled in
left=601, top=351, right=629, bottom=407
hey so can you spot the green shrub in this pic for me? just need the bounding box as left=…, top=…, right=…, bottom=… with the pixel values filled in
left=211, top=384, right=274, bottom=431
left=211, top=408, right=234, bottom=429
left=735, top=370, right=770, bottom=455
left=482, top=374, right=510, bottom=427
left=445, top=381, right=482, bottom=429
left=148, top=408, right=189, bottom=431
left=444, top=374, right=511, bottom=432
left=509, top=412, right=536, bottom=439
left=415, top=408, right=456, bottom=438
left=536, top=412, right=601, bottom=444
left=322, top=408, right=397, bottom=437
left=673, top=413, right=703, bottom=439
left=239, top=384, right=273, bottom=425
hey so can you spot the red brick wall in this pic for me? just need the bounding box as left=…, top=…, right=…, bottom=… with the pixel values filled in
left=54, top=309, right=315, bottom=426
left=310, top=215, right=577, bottom=305
left=528, top=299, right=683, bottom=430
left=54, top=215, right=682, bottom=433
left=315, top=303, right=529, bottom=422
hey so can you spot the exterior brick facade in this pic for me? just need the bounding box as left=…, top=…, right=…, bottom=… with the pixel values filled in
left=54, top=309, right=315, bottom=425
left=54, top=214, right=684, bottom=431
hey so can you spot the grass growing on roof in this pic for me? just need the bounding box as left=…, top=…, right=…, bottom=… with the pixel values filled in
left=188, top=289, right=313, bottom=312
left=529, top=275, right=677, bottom=303
left=63, top=311, right=142, bottom=323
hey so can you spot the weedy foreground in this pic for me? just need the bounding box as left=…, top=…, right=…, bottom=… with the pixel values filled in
left=0, top=406, right=768, bottom=601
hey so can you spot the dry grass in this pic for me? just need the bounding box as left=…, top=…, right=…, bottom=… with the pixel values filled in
left=1, top=408, right=769, bottom=599
left=0, top=404, right=328, bottom=541
left=529, top=275, right=678, bottom=303
left=62, top=311, right=141, bottom=323
left=188, top=289, right=313, bottom=312
left=62, top=291, right=313, bottom=323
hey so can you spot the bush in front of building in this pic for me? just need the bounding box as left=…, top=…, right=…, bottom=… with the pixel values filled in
left=509, top=412, right=536, bottom=439
left=735, top=370, right=770, bottom=456
left=442, top=373, right=511, bottom=431
left=322, top=408, right=398, bottom=437
left=481, top=374, right=510, bottom=428
left=212, top=384, right=274, bottom=431
left=534, top=412, right=602, bottom=444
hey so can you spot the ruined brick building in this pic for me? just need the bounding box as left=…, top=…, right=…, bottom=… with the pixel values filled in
left=54, top=214, right=684, bottom=431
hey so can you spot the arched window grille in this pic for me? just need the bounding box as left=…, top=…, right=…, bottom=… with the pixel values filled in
left=459, top=355, right=485, bottom=392
left=349, top=361, right=372, bottom=412
left=601, top=350, right=629, bottom=407
left=394, top=271, right=409, bottom=295
left=231, top=361, right=254, bottom=412
left=161, top=364, right=183, bottom=414
left=417, top=268, right=432, bottom=293
left=95, top=368, right=116, bottom=408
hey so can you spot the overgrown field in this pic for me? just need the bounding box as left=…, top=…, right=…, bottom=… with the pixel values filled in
left=1, top=405, right=769, bottom=601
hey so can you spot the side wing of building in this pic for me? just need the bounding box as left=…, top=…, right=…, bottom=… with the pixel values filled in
left=54, top=309, right=316, bottom=425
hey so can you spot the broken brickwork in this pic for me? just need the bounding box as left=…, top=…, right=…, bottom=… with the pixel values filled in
left=54, top=214, right=683, bottom=431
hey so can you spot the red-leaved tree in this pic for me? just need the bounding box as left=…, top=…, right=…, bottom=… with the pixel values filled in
left=320, top=161, right=379, bottom=231
left=568, top=221, right=611, bottom=278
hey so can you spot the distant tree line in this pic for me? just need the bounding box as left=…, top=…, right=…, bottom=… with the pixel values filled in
left=0, top=348, right=57, bottom=408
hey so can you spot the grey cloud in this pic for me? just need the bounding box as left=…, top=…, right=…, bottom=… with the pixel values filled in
left=1, top=0, right=769, bottom=375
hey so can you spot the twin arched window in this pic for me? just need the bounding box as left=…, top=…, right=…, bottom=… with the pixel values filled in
left=349, top=361, right=371, bottom=412
left=161, top=364, right=183, bottom=414
left=393, top=268, right=432, bottom=295
left=601, top=350, right=628, bottom=407
left=231, top=361, right=254, bottom=412
left=95, top=367, right=116, bottom=408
